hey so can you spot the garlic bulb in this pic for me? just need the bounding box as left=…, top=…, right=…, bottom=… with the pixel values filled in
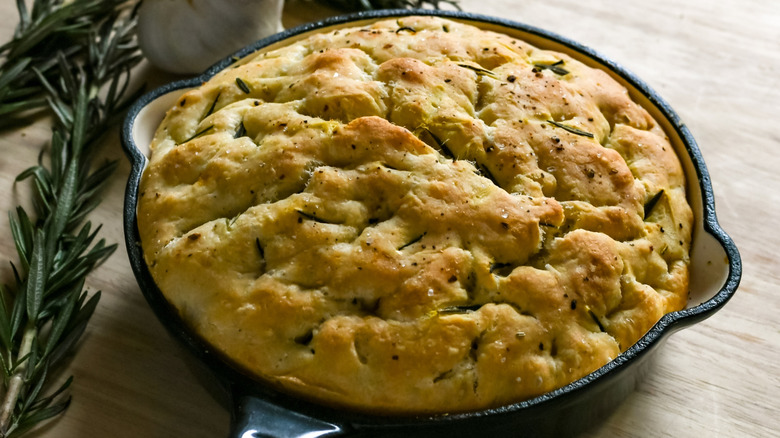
left=138, top=0, right=284, bottom=74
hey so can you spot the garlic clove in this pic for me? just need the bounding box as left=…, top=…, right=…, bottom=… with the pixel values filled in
left=138, top=0, right=284, bottom=74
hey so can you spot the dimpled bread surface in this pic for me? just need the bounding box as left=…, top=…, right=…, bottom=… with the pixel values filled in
left=137, top=16, right=693, bottom=414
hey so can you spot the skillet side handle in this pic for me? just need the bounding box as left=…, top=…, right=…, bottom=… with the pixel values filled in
left=229, top=394, right=351, bottom=438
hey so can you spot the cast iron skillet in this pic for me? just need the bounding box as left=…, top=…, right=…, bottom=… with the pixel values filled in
left=121, top=9, right=742, bottom=437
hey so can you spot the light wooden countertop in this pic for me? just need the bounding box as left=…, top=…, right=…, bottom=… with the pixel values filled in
left=0, top=0, right=776, bottom=436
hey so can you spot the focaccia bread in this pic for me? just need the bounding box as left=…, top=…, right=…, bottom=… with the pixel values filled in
left=137, top=16, right=693, bottom=414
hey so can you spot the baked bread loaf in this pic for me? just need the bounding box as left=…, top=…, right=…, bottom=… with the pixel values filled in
left=137, top=16, right=693, bottom=414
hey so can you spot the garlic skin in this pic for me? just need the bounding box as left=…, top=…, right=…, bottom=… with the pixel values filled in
left=138, top=0, right=284, bottom=74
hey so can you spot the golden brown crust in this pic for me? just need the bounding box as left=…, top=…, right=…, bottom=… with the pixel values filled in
left=137, top=16, right=692, bottom=414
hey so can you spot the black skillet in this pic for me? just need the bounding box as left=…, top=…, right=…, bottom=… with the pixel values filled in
left=121, top=9, right=742, bottom=437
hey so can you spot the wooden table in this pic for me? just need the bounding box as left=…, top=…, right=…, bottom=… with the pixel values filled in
left=0, top=0, right=776, bottom=436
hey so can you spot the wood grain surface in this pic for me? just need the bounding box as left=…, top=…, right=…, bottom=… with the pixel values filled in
left=0, top=0, right=777, bottom=436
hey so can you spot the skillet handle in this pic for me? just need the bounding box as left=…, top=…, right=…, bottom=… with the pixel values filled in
left=229, top=393, right=351, bottom=438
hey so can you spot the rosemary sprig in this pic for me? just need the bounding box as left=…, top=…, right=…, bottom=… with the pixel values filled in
left=0, top=1, right=142, bottom=436
left=0, top=0, right=139, bottom=124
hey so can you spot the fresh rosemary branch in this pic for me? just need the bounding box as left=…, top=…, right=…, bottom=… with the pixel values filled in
left=0, top=0, right=139, bottom=122
left=315, top=0, right=461, bottom=12
left=0, top=1, right=142, bottom=436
